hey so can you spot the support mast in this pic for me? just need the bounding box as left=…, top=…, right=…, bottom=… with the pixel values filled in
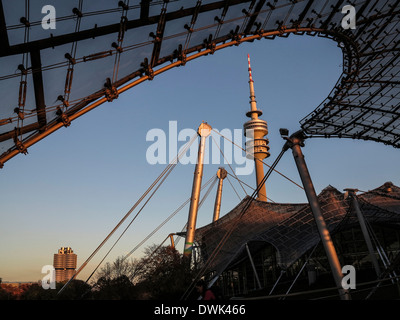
left=213, top=167, right=227, bottom=222
left=344, top=188, right=381, bottom=277
left=183, top=122, right=212, bottom=258
left=282, top=130, right=351, bottom=300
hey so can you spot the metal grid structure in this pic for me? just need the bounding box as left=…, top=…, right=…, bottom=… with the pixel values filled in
left=194, top=182, right=400, bottom=277
left=0, top=0, right=400, bottom=167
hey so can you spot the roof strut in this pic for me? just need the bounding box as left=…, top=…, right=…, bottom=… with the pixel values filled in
left=0, top=0, right=9, bottom=56
left=140, top=0, right=151, bottom=20
left=150, top=5, right=167, bottom=67
left=244, top=0, right=266, bottom=34
left=30, top=50, right=47, bottom=130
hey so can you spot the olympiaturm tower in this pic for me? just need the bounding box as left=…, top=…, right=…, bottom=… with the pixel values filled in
left=243, top=54, right=270, bottom=202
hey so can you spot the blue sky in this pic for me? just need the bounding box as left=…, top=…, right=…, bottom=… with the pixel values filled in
left=1, top=35, right=399, bottom=283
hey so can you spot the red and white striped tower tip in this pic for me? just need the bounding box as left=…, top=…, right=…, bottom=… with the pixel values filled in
left=248, top=53, right=254, bottom=83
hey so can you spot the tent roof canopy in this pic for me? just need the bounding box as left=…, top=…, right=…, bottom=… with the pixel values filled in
left=194, top=182, right=400, bottom=275
left=1, top=0, right=400, bottom=166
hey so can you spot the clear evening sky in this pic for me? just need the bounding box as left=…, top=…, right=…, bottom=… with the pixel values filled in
left=1, top=35, right=399, bottom=282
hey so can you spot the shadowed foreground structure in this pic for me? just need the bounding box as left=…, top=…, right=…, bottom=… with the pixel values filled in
left=193, top=182, right=400, bottom=299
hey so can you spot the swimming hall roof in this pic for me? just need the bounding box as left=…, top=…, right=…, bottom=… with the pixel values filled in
left=194, top=182, right=400, bottom=275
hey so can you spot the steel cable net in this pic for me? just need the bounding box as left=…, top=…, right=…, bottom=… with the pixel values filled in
left=193, top=182, right=400, bottom=277
left=1, top=0, right=400, bottom=166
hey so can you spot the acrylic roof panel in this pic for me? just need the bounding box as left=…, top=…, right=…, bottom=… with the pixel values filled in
left=1, top=0, right=400, bottom=166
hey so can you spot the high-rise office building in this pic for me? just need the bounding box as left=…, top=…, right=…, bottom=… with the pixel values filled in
left=53, top=247, right=77, bottom=282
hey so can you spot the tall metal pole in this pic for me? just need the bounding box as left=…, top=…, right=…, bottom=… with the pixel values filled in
left=245, top=243, right=262, bottom=290
left=282, top=130, right=350, bottom=300
left=344, top=188, right=381, bottom=277
left=184, top=122, right=212, bottom=258
left=168, top=233, right=176, bottom=249
left=213, top=167, right=227, bottom=222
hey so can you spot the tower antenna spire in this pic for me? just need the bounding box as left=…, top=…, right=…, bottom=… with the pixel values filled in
left=246, top=54, right=262, bottom=118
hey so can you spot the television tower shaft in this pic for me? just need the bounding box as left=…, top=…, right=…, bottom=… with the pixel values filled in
left=243, top=54, right=270, bottom=202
